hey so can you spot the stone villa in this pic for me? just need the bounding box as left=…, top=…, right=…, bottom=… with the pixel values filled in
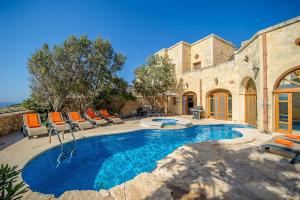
left=155, top=16, right=300, bottom=133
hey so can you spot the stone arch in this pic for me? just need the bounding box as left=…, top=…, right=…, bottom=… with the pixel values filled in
left=182, top=91, right=197, bottom=115
left=273, top=65, right=300, bottom=90
left=206, top=88, right=232, bottom=120
left=273, top=66, right=300, bottom=133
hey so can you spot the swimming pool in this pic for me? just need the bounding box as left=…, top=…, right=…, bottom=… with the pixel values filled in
left=22, top=124, right=248, bottom=197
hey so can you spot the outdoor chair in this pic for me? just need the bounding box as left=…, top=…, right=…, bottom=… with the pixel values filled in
left=99, top=109, right=123, bottom=124
left=68, top=112, right=93, bottom=130
left=22, top=113, right=48, bottom=139
left=258, top=136, right=300, bottom=164
left=48, top=112, right=72, bottom=143
left=84, top=108, right=108, bottom=126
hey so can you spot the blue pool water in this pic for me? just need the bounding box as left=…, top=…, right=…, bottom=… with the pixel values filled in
left=22, top=124, right=249, bottom=197
left=152, top=118, right=178, bottom=126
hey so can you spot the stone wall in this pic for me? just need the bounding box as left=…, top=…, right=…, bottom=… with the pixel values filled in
left=265, top=20, right=300, bottom=131
left=155, top=16, right=300, bottom=132
left=120, top=98, right=154, bottom=117
left=213, top=36, right=235, bottom=65
left=191, top=36, right=214, bottom=69
left=0, top=110, right=33, bottom=137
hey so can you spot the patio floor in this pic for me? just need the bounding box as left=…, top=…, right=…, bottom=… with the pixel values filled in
left=0, top=117, right=299, bottom=200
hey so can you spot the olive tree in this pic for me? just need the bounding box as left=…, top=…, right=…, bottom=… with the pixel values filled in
left=133, top=55, right=176, bottom=107
left=28, top=35, right=126, bottom=111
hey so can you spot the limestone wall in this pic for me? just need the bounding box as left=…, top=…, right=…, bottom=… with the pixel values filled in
left=165, top=42, right=185, bottom=78
left=190, top=37, right=214, bottom=69
left=0, top=110, right=33, bottom=137
left=182, top=43, right=191, bottom=73
left=155, top=16, right=300, bottom=132
left=213, top=37, right=235, bottom=65
left=234, top=34, right=262, bottom=129
left=265, top=21, right=300, bottom=131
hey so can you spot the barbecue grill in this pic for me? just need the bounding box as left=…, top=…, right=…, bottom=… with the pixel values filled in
left=191, top=106, right=204, bottom=119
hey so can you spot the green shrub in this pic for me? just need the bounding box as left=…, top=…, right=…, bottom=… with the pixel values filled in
left=22, top=95, right=52, bottom=123
left=0, top=164, right=28, bottom=200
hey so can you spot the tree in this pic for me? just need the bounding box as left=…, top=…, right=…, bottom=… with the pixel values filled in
left=28, top=35, right=126, bottom=112
left=133, top=55, right=176, bottom=107
left=0, top=164, right=27, bottom=200
left=22, top=94, right=52, bottom=123
left=93, top=77, right=136, bottom=113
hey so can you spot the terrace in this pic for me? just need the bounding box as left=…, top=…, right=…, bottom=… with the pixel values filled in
left=0, top=116, right=299, bottom=199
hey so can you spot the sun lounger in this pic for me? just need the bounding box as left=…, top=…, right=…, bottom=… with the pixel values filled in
left=258, top=136, right=300, bottom=164
left=99, top=109, right=123, bottom=125
left=48, top=112, right=71, bottom=142
left=68, top=112, right=93, bottom=130
left=84, top=108, right=108, bottom=126
left=22, top=113, right=48, bottom=138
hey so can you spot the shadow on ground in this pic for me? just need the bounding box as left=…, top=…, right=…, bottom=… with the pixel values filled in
left=147, top=142, right=300, bottom=200
left=0, top=131, right=24, bottom=151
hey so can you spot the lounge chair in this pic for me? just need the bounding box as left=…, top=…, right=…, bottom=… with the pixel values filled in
left=258, top=136, right=300, bottom=164
left=99, top=109, right=123, bottom=124
left=68, top=112, right=93, bottom=130
left=22, top=113, right=48, bottom=139
left=48, top=112, right=71, bottom=142
left=84, top=108, right=108, bottom=126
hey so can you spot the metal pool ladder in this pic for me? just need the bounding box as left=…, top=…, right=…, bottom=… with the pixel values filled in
left=50, top=125, right=77, bottom=168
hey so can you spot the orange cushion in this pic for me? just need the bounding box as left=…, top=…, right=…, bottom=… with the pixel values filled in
left=77, top=119, right=86, bottom=122
left=94, top=117, right=102, bottom=120
left=100, top=109, right=111, bottom=118
left=26, top=113, right=41, bottom=128
left=286, top=134, right=300, bottom=140
left=51, top=112, right=63, bottom=123
left=55, top=122, right=65, bottom=125
left=86, top=108, right=96, bottom=119
left=70, top=112, right=81, bottom=121
left=274, top=138, right=294, bottom=147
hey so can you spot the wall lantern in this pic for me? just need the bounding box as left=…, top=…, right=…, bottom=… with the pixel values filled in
left=214, top=77, right=218, bottom=85
left=194, top=54, right=199, bottom=59
left=252, top=64, right=260, bottom=74
left=185, top=82, right=189, bottom=89
left=244, top=55, right=249, bottom=62
left=295, top=38, right=300, bottom=46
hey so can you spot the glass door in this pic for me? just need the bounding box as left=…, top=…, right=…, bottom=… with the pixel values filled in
left=214, top=95, right=219, bottom=119
left=219, top=94, right=226, bottom=120
left=292, top=92, right=300, bottom=134
left=276, top=93, right=292, bottom=133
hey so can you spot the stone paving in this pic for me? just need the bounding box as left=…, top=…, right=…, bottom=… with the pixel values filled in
left=1, top=117, right=299, bottom=199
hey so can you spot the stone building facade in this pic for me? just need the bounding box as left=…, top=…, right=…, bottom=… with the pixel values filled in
left=155, top=16, right=300, bottom=133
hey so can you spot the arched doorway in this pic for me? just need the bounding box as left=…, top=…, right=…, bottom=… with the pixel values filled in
left=274, top=67, right=300, bottom=134
left=207, top=89, right=232, bottom=120
left=245, top=79, right=257, bottom=127
left=182, top=92, right=197, bottom=115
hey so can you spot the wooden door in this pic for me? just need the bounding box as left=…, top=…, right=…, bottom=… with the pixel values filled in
left=213, top=93, right=227, bottom=120
left=275, top=93, right=292, bottom=133
left=245, top=94, right=257, bottom=126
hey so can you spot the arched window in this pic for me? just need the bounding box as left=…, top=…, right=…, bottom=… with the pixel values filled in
left=276, top=68, right=300, bottom=89
left=274, top=67, right=300, bottom=134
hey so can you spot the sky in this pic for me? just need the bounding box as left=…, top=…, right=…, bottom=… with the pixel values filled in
left=0, top=0, right=299, bottom=103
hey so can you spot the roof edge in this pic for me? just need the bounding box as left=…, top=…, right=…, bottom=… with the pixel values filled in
left=235, top=16, right=300, bottom=53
